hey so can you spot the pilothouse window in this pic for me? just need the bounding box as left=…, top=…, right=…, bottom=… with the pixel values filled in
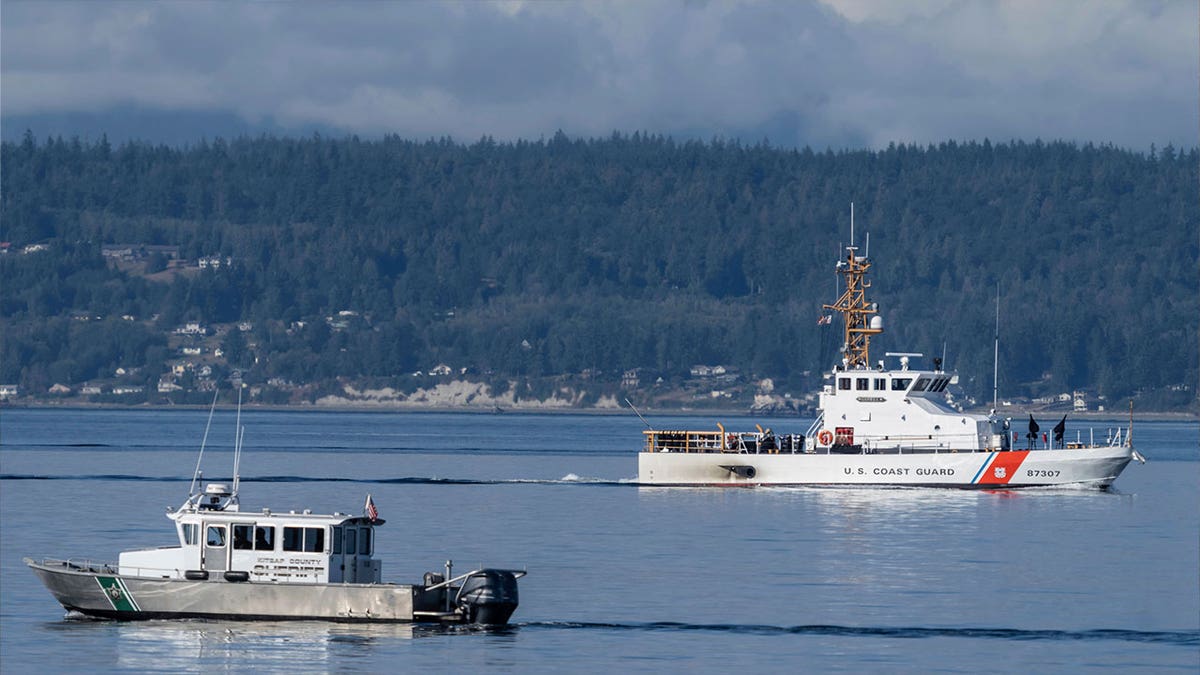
left=856, top=378, right=869, bottom=391
left=283, top=527, right=325, bottom=553
left=838, top=378, right=851, bottom=391
left=345, top=528, right=357, bottom=555
left=233, top=524, right=254, bottom=550
left=182, top=523, right=198, bottom=546
left=891, top=378, right=912, bottom=391
left=255, top=526, right=275, bottom=551
left=206, top=526, right=226, bottom=547
left=359, top=527, right=372, bottom=556
left=913, top=378, right=930, bottom=392
left=305, top=528, right=324, bottom=553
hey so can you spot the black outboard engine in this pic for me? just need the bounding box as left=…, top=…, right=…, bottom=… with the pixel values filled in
left=456, top=570, right=521, bottom=625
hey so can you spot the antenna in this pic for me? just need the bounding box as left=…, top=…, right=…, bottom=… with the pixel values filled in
left=625, top=398, right=654, bottom=431
left=189, top=387, right=220, bottom=497
left=865, top=231, right=870, bottom=259
left=850, top=202, right=855, bottom=248
left=992, top=284, right=1000, bottom=411
left=232, top=384, right=244, bottom=496
left=1127, top=400, right=1133, bottom=448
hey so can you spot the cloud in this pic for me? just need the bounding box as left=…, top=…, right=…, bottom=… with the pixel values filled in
left=2, top=0, right=1194, bottom=149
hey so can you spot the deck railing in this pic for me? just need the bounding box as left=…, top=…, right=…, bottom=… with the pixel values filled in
left=644, top=426, right=1130, bottom=455
left=642, top=430, right=727, bottom=453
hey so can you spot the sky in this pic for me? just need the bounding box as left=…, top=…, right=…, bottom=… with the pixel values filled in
left=1, top=0, right=1196, bottom=149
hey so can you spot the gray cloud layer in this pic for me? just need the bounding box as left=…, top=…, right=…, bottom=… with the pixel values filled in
left=2, top=0, right=1195, bottom=148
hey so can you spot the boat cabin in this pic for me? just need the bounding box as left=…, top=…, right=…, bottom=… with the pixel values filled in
left=118, top=484, right=384, bottom=583
left=817, top=353, right=996, bottom=453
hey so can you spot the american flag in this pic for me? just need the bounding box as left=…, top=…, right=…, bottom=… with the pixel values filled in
left=365, top=494, right=379, bottom=522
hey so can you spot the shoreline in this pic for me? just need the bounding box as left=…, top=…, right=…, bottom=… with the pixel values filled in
left=3, top=400, right=1196, bottom=422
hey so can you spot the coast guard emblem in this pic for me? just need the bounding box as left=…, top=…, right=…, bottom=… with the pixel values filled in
left=994, top=467, right=1006, bottom=479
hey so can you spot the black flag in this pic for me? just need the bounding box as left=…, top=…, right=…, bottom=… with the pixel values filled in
left=1052, top=415, right=1066, bottom=445
left=1027, top=414, right=1040, bottom=439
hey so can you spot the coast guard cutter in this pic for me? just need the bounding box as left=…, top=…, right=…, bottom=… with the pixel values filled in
left=639, top=216, right=1142, bottom=488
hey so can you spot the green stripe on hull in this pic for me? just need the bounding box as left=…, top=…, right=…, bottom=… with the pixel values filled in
left=96, top=576, right=140, bottom=613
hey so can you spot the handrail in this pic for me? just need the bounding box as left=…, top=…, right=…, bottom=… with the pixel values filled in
left=423, top=568, right=527, bottom=593
left=645, top=425, right=1130, bottom=454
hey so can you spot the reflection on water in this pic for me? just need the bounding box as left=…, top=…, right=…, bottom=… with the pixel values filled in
left=85, top=619, right=517, bottom=670
left=37, top=615, right=524, bottom=672
left=109, top=620, right=414, bottom=670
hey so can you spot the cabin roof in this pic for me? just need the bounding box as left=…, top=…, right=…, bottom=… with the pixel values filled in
left=172, top=508, right=383, bottom=527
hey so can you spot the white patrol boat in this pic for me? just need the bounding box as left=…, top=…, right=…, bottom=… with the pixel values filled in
left=26, top=399, right=525, bottom=624
left=638, top=216, right=1143, bottom=488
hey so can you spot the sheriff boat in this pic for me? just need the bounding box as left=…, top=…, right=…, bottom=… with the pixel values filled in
left=638, top=218, right=1143, bottom=488
left=26, top=402, right=524, bottom=624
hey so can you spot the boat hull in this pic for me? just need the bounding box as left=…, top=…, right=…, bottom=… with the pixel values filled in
left=638, top=445, right=1135, bottom=488
left=25, top=559, right=518, bottom=624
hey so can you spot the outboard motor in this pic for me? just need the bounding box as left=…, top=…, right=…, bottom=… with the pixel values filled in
left=456, top=570, right=520, bottom=625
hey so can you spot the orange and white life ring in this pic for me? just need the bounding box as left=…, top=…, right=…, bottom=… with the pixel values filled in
left=817, top=430, right=834, bottom=446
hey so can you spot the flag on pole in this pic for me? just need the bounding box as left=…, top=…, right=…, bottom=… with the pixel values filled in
left=817, top=314, right=832, bottom=325
left=365, top=493, right=379, bottom=522
left=1052, top=415, right=1066, bottom=445
left=1026, top=415, right=1040, bottom=440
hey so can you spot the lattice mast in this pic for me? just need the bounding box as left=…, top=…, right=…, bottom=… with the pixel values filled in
left=823, top=205, right=882, bottom=369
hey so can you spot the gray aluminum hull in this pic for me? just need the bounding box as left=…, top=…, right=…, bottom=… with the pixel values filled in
left=26, top=558, right=447, bottom=623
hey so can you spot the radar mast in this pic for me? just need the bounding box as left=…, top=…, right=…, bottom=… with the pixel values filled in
left=823, top=205, right=882, bottom=369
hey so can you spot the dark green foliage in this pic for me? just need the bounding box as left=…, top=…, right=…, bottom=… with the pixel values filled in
left=1, top=133, right=1195, bottom=406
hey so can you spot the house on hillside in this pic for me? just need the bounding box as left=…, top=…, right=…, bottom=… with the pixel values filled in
left=622, top=369, right=641, bottom=389
left=102, top=244, right=180, bottom=261
left=157, top=379, right=183, bottom=393
left=102, top=245, right=137, bottom=261
left=198, top=255, right=231, bottom=269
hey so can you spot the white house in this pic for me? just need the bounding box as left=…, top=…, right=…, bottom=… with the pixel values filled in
left=158, top=379, right=183, bottom=393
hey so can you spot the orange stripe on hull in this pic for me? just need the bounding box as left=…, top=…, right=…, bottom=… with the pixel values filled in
left=975, top=450, right=1030, bottom=485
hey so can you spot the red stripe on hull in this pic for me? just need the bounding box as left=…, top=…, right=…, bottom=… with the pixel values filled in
left=975, top=451, right=1030, bottom=485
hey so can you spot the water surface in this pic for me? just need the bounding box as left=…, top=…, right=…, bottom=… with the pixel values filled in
left=2, top=409, right=1196, bottom=672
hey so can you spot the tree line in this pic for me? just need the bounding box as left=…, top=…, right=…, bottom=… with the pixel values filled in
left=1, top=131, right=1196, bottom=408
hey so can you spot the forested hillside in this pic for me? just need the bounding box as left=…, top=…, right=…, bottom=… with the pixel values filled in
left=1, top=132, right=1196, bottom=409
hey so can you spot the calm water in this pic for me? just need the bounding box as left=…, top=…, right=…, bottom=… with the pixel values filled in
left=2, top=408, right=1197, bottom=672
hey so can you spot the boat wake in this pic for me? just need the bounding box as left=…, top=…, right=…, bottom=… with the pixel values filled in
left=9, top=442, right=623, bottom=455
left=517, top=621, right=1199, bottom=646
left=0, top=473, right=634, bottom=486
